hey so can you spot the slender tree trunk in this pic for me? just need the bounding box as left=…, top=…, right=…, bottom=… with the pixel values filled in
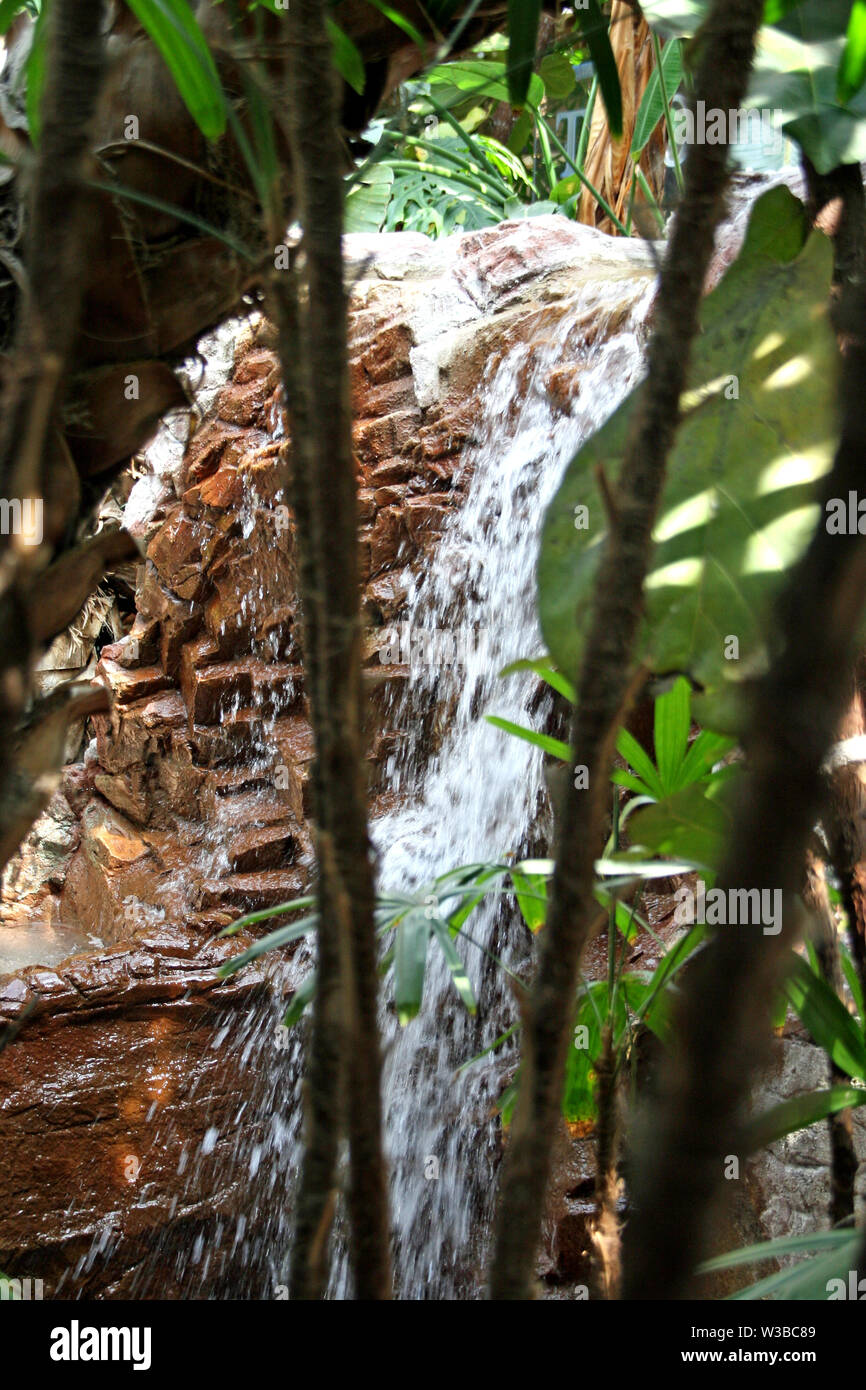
left=489, top=0, right=766, bottom=1301
left=278, top=0, right=390, bottom=1300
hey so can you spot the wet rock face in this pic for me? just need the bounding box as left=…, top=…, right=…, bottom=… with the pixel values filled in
left=2, top=217, right=656, bottom=1296
left=0, top=933, right=271, bottom=1297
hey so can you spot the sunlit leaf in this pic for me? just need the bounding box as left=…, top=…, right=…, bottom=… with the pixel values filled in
left=344, top=161, right=394, bottom=232
left=539, top=187, right=836, bottom=733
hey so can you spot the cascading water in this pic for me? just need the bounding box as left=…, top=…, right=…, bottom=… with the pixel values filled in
left=87, top=241, right=658, bottom=1301
left=349, top=275, right=657, bottom=1298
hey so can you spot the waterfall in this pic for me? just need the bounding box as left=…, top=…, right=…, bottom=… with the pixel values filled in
left=335, top=271, right=656, bottom=1298
left=117, top=241, right=656, bottom=1303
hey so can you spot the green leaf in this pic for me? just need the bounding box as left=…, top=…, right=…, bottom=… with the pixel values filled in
left=218, top=913, right=317, bottom=978
left=327, top=17, right=366, bottom=94
left=698, top=1227, right=858, bottom=1275
left=838, top=0, right=866, bottom=102
left=763, top=0, right=807, bottom=22
left=510, top=865, right=547, bottom=932
left=539, top=186, right=836, bottom=733
left=23, top=0, right=47, bottom=143
left=218, top=895, right=316, bottom=937
left=394, top=908, right=430, bottom=1024
left=784, top=952, right=866, bottom=1080
left=430, top=916, right=477, bottom=1013
left=654, top=675, right=691, bottom=792
left=611, top=768, right=655, bottom=798
left=616, top=727, right=665, bottom=800
left=728, top=1234, right=862, bottom=1300
left=507, top=0, right=542, bottom=107
left=126, top=0, right=227, bottom=140
left=283, top=971, right=316, bottom=1028
left=578, top=0, right=623, bottom=138
left=675, top=729, right=735, bottom=788
left=748, top=0, right=866, bottom=173
left=344, top=161, right=394, bottom=233
left=485, top=714, right=571, bottom=762
left=563, top=982, right=610, bottom=1125
left=428, top=59, right=545, bottom=111
left=627, top=783, right=733, bottom=871
left=499, top=656, right=576, bottom=703
left=745, top=1084, right=866, bottom=1151
left=631, top=37, right=684, bottom=155
left=539, top=48, right=578, bottom=102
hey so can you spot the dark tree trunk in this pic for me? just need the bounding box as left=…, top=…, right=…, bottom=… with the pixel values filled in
left=277, top=0, right=390, bottom=1301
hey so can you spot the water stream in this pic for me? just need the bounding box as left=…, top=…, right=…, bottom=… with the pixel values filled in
left=96, top=260, right=657, bottom=1302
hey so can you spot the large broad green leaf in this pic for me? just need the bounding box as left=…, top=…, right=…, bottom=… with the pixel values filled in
left=539, top=49, right=578, bottom=102
left=428, top=59, right=545, bottom=112
left=643, top=1, right=860, bottom=172
left=510, top=865, right=547, bottom=931
left=126, top=0, right=227, bottom=140
left=384, top=167, right=502, bottom=237
left=0, top=1, right=26, bottom=35
left=538, top=186, right=836, bottom=734
left=626, top=780, right=734, bottom=871
left=563, top=982, right=608, bottom=1125
left=344, top=162, right=394, bottom=233
left=747, top=0, right=866, bottom=173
